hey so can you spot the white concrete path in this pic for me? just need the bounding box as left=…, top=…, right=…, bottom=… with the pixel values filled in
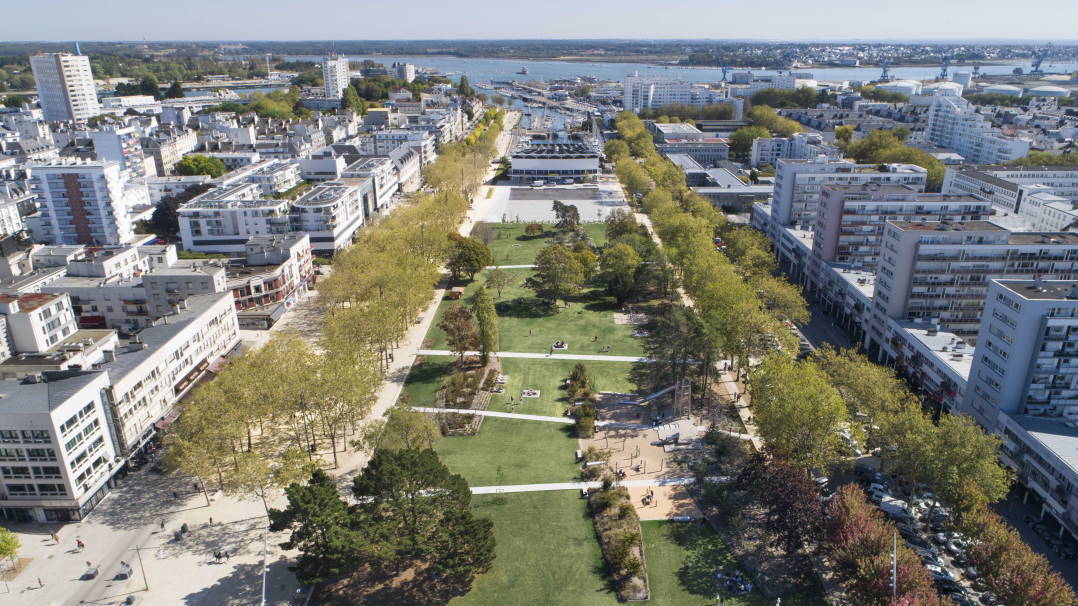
left=470, top=476, right=697, bottom=494
left=485, top=264, right=536, bottom=269
left=417, top=349, right=652, bottom=363
left=414, top=407, right=574, bottom=424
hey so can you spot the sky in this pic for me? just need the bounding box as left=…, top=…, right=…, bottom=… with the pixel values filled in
left=5, top=0, right=1078, bottom=41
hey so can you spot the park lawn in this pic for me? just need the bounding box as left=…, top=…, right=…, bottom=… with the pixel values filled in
left=425, top=268, right=645, bottom=357
left=641, top=521, right=826, bottom=606
left=481, top=222, right=608, bottom=266
left=435, top=417, right=578, bottom=486
left=489, top=357, right=638, bottom=416
left=452, top=491, right=620, bottom=606
left=399, top=356, right=455, bottom=407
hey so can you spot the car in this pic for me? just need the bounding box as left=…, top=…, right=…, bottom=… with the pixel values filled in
left=979, top=592, right=998, bottom=606
left=963, top=566, right=979, bottom=579
left=905, top=534, right=935, bottom=552
left=946, top=540, right=966, bottom=557
left=951, top=593, right=977, bottom=606
left=932, top=532, right=949, bottom=545
left=935, top=578, right=963, bottom=595
left=925, top=564, right=956, bottom=583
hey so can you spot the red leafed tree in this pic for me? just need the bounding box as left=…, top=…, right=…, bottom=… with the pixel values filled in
left=733, top=451, right=822, bottom=555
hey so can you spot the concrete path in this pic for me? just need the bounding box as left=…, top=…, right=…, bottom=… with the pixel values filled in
left=484, top=264, right=536, bottom=269
left=417, top=349, right=651, bottom=363
left=470, top=476, right=697, bottom=495
left=413, top=407, right=573, bottom=424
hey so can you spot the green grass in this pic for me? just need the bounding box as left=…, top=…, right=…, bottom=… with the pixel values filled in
left=426, top=268, right=645, bottom=357
left=489, top=358, right=638, bottom=416
left=436, top=416, right=578, bottom=486
left=641, top=521, right=826, bottom=606
left=481, top=223, right=608, bottom=266
left=452, top=491, right=619, bottom=606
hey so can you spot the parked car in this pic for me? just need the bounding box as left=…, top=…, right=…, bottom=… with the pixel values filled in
left=932, top=532, right=949, bottom=545
left=963, top=566, right=979, bottom=580
left=926, top=564, right=957, bottom=583
left=979, top=592, right=998, bottom=606
left=946, top=539, right=966, bottom=557
left=905, top=534, right=935, bottom=553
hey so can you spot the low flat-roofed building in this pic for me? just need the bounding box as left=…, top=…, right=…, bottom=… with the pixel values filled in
left=509, top=143, right=600, bottom=184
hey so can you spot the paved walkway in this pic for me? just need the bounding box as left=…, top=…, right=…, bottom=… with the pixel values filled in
left=485, top=264, right=536, bottom=269
left=414, top=407, right=573, bottom=424
left=471, top=476, right=698, bottom=494
left=417, top=349, right=652, bottom=363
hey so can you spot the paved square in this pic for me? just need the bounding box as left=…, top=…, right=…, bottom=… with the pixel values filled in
left=480, top=181, right=628, bottom=223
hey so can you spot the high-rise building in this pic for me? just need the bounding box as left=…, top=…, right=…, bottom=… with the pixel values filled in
left=27, top=161, right=136, bottom=245
left=91, top=126, right=151, bottom=179
left=869, top=221, right=1078, bottom=343
left=322, top=54, right=351, bottom=100
left=771, top=157, right=928, bottom=229
left=812, top=184, right=988, bottom=272
left=925, top=96, right=1030, bottom=165
left=29, top=53, right=100, bottom=122
left=395, top=62, right=416, bottom=83
left=622, top=76, right=693, bottom=113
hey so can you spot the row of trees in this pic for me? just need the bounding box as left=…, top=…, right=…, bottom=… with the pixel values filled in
left=749, top=86, right=827, bottom=109
left=638, top=102, right=736, bottom=121
left=837, top=128, right=946, bottom=191
left=727, top=105, right=804, bottom=158
left=609, top=111, right=806, bottom=390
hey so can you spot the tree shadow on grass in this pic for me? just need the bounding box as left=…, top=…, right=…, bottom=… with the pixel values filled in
left=315, top=564, right=473, bottom=606
left=494, top=296, right=556, bottom=319
left=404, top=358, right=454, bottom=387
left=668, top=522, right=736, bottom=597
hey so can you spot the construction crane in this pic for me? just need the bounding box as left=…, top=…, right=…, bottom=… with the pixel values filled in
left=938, top=57, right=950, bottom=81
left=972, top=64, right=981, bottom=78
left=716, top=55, right=730, bottom=82
left=879, top=59, right=892, bottom=82
left=1031, top=43, right=1053, bottom=75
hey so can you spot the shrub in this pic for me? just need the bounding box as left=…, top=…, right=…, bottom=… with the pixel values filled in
left=524, top=223, right=544, bottom=236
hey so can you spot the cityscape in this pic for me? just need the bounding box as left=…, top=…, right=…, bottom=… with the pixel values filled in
left=1, top=3, right=1078, bottom=606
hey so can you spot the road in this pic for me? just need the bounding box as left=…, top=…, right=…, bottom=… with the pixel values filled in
left=797, top=302, right=854, bottom=351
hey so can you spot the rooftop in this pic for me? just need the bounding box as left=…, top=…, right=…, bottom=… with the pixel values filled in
left=1008, top=414, right=1078, bottom=473
left=0, top=371, right=108, bottom=414
left=889, top=220, right=1007, bottom=232
left=0, top=292, right=61, bottom=312
left=996, top=279, right=1078, bottom=301
left=896, top=319, right=974, bottom=381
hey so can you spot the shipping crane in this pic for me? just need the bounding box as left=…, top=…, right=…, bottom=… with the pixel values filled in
left=1030, top=44, right=1052, bottom=75
left=716, top=55, right=730, bottom=82
left=879, top=59, right=893, bottom=82
left=937, top=57, right=950, bottom=81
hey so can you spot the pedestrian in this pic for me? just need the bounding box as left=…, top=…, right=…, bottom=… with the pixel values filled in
left=214, top=551, right=220, bottom=562
left=37, top=577, right=43, bottom=588
left=224, top=551, right=230, bottom=561
left=192, top=482, right=199, bottom=492
left=209, top=516, right=213, bottom=524
left=86, top=560, right=92, bottom=569
left=173, top=491, right=179, bottom=499
left=76, top=538, right=85, bottom=551
left=160, top=519, right=165, bottom=531
left=51, top=532, right=59, bottom=544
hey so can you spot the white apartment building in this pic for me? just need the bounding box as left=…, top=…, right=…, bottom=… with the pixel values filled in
left=245, top=160, right=303, bottom=195
left=925, top=96, right=1030, bottom=165
left=342, top=157, right=399, bottom=211
left=750, top=133, right=841, bottom=168
left=771, top=157, right=928, bottom=230
left=395, top=63, right=416, bottom=83
left=27, top=161, right=139, bottom=246
left=0, top=370, right=117, bottom=522
left=372, top=130, right=437, bottom=165
left=943, top=165, right=1078, bottom=215
left=178, top=198, right=293, bottom=254
left=91, top=126, right=153, bottom=179
left=869, top=221, right=1078, bottom=345
left=29, top=53, right=101, bottom=122
left=622, top=76, right=693, bottom=113
left=322, top=55, right=351, bottom=100
left=0, top=195, right=25, bottom=238
left=104, top=291, right=239, bottom=455
left=1017, top=191, right=1078, bottom=232
left=291, top=181, right=371, bottom=253
left=0, top=292, right=78, bottom=353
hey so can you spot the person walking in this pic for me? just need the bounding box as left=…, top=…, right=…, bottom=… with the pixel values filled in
left=51, top=532, right=59, bottom=544
left=37, top=577, right=43, bottom=588
left=159, top=519, right=165, bottom=531
left=224, top=551, right=230, bottom=561
left=214, top=551, right=220, bottom=562
left=76, top=538, right=85, bottom=551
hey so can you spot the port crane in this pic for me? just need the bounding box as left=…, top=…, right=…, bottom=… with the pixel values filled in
left=937, top=57, right=950, bottom=81
left=1030, top=44, right=1053, bottom=75
left=716, top=55, right=730, bottom=82
left=879, top=59, right=893, bottom=82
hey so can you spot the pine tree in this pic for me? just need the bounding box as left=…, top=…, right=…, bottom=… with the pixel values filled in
left=472, top=287, right=498, bottom=365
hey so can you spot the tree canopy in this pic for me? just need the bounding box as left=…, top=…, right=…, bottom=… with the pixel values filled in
left=175, top=154, right=226, bottom=178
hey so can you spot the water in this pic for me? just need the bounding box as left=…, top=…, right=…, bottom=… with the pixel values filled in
left=285, top=54, right=1078, bottom=85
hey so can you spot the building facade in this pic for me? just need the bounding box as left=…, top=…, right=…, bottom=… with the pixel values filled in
left=29, top=53, right=100, bottom=122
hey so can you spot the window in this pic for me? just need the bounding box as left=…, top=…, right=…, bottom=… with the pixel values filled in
left=0, top=448, right=24, bottom=461
left=20, top=430, right=50, bottom=443
left=1, top=466, right=31, bottom=478
left=26, top=448, right=56, bottom=461
left=0, top=430, right=18, bottom=443
left=32, top=466, right=61, bottom=478
left=36, top=483, right=66, bottom=496
left=5, top=483, right=34, bottom=495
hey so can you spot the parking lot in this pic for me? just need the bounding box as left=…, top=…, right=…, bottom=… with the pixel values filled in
left=479, top=180, right=629, bottom=223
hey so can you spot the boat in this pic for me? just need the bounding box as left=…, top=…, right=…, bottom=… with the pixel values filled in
left=518, top=66, right=529, bottom=75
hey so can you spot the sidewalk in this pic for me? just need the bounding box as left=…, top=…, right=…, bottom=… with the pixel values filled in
left=471, top=476, right=697, bottom=495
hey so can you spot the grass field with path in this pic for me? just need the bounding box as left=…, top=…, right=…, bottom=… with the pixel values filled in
left=452, top=491, right=620, bottom=606
left=425, top=267, right=645, bottom=357
left=483, top=222, right=608, bottom=266
left=436, top=416, right=578, bottom=486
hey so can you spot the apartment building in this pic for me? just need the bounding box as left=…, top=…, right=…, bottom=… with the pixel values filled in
left=178, top=198, right=293, bottom=254
left=812, top=184, right=989, bottom=272
left=91, top=126, right=152, bottom=179
left=750, top=132, right=841, bottom=169
left=942, top=165, right=1078, bottom=215
left=0, top=370, right=116, bottom=522
left=322, top=55, right=351, bottom=100
left=925, top=96, right=1030, bottom=165
left=869, top=221, right=1078, bottom=346
left=245, top=160, right=303, bottom=196
left=229, top=233, right=313, bottom=312
left=140, top=128, right=198, bottom=175
left=26, top=161, right=140, bottom=246
left=342, top=157, right=399, bottom=211
left=290, top=180, right=371, bottom=253
left=622, top=76, right=693, bottom=113
left=394, top=62, right=416, bottom=83
left=29, top=53, right=101, bottom=122
left=771, top=157, right=928, bottom=231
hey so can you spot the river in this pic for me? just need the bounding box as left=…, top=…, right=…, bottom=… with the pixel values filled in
left=284, top=54, right=1078, bottom=85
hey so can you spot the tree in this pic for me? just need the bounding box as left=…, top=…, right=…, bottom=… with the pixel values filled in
left=352, top=449, right=494, bottom=580
left=734, top=452, right=822, bottom=555
left=447, top=236, right=492, bottom=280
left=523, top=223, right=545, bottom=236
left=164, top=81, right=185, bottom=99
left=0, top=527, right=19, bottom=568
left=923, top=413, right=1011, bottom=507
left=175, top=154, right=227, bottom=178
left=439, top=304, right=479, bottom=362
left=530, top=244, right=585, bottom=306
left=749, top=354, right=848, bottom=471
left=604, top=139, right=630, bottom=162
left=834, top=125, right=854, bottom=146
left=268, top=469, right=362, bottom=584
left=342, top=85, right=364, bottom=114
left=356, top=404, right=440, bottom=454
left=485, top=269, right=511, bottom=299
left=572, top=243, right=598, bottom=281
left=457, top=75, right=475, bottom=98
left=728, top=125, right=770, bottom=158
left=605, top=209, right=639, bottom=241
left=599, top=243, right=642, bottom=304
left=149, top=183, right=211, bottom=239
left=551, top=200, right=580, bottom=232
left=2, top=94, right=30, bottom=108
left=139, top=75, right=162, bottom=99
left=471, top=287, right=499, bottom=365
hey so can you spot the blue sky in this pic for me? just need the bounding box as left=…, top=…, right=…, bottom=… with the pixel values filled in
left=6, top=0, right=1077, bottom=41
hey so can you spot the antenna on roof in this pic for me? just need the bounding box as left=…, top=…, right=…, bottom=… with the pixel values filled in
left=74, top=41, right=81, bottom=56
